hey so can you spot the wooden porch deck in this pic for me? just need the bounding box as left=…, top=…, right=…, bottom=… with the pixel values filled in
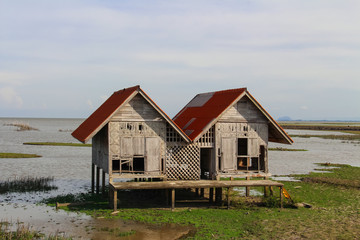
left=109, top=180, right=284, bottom=211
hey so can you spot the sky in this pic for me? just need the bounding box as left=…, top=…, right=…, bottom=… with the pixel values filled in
left=1, top=0, right=359, bottom=120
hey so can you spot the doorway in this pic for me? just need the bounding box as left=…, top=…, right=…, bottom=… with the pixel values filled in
left=200, top=148, right=212, bottom=179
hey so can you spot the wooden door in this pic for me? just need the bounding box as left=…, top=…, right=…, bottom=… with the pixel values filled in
left=145, top=137, right=161, bottom=172
left=222, top=138, right=236, bottom=170
left=120, top=137, right=133, bottom=157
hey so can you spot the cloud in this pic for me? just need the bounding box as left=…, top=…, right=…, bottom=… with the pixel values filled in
left=0, top=87, right=23, bottom=109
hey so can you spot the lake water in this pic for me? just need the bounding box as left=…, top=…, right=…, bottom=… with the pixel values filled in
left=0, top=118, right=359, bottom=239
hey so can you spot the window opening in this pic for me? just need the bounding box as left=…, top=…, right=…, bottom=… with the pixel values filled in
left=112, top=160, right=120, bottom=172
left=238, top=138, right=248, bottom=156
left=237, top=157, right=247, bottom=170
left=166, top=123, right=183, bottom=142
left=133, top=157, right=145, bottom=173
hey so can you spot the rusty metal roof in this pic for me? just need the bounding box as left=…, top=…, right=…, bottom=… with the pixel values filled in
left=72, top=85, right=190, bottom=143
left=173, top=88, right=293, bottom=144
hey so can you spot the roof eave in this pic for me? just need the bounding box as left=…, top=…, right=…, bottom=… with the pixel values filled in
left=138, top=89, right=191, bottom=143
left=245, top=91, right=293, bottom=145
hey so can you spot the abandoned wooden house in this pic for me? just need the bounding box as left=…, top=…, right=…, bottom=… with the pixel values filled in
left=72, top=85, right=293, bottom=210
left=173, top=87, right=293, bottom=180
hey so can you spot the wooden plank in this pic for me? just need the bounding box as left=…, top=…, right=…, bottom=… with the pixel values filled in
left=146, top=137, right=161, bottom=172
left=171, top=189, right=175, bottom=211
left=209, top=187, right=214, bottom=203
left=280, top=186, right=283, bottom=209
left=91, top=163, right=95, bottom=193
left=111, top=180, right=283, bottom=190
left=113, top=189, right=118, bottom=211
left=96, top=166, right=100, bottom=194
left=222, top=138, right=235, bottom=170
left=121, top=137, right=133, bottom=157
left=227, top=187, right=231, bottom=209
left=102, top=169, right=106, bottom=196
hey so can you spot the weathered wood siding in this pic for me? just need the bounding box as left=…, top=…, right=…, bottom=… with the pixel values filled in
left=92, top=125, right=109, bottom=173
left=214, top=96, right=269, bottom=175
left=108, top=94, right=167, bottom=177
left=111, top=94, right=163, bottom=121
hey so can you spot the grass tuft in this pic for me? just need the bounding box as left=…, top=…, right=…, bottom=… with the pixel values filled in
left=23, top=142, right=91, bottom=147
left=0, top=152, right=41, bottom=158
left=0, top=176, right=57, bottom=194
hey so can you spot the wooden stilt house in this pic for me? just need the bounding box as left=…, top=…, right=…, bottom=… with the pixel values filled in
left=72, top=86, right=292, bottom=208
left=72, top=85, right=200, bottom=185
left=173, top=88, right=293, bottom=180
left=72, top=86, right=292, bottom=183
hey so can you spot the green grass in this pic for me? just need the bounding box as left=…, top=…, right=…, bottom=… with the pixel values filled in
left=269, top=147, right=307, bottom=151
left=44, top=164, right=360, bottom=239
left=290, top=134, right=360, bottom=142
left=23, top=142, right=91, bottom=147
left=0, top=176, right=57, bottom=194
left=0, top=152, right=41, bottom=158
left=0, top=221, right=72, bottom=240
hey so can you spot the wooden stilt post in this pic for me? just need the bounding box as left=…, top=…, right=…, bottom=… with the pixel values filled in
left=227, top=188, right=231, bottom=209
left=264, top=176, right=268, bottom=197
left=113, top=189, right=118, bottom=212
left=215, top=188, right=222, bottom=206
left=91, top=163, right=95, bottom=193
left=195, top=188, right=199, bottom=197
left=200, top=188, right=204, bottom=198
left=246, top=176, right=250, bottom=197
left=109, top=187, right=113, bottom=208
left=102, top=169, right=106, bottom=196
left=280, top=186, right=283, bottom=209
left=171, top=189, right=175, bottom=211
left=209, top=188, right=214, bottom=203
left=96, top=166, right=100, bottom=195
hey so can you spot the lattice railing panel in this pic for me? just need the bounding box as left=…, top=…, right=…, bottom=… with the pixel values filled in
left=166, top=144, right=200, bottom=180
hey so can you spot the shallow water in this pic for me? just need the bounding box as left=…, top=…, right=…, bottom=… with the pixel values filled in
left=269, top=129, right=360, bottom=175
left=1, top=118, right=359, bottom=239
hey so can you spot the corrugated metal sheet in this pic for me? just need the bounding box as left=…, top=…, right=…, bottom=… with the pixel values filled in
left=173, top=88, right=247, bottom=141
left=173, top=88, right=293, bottom=144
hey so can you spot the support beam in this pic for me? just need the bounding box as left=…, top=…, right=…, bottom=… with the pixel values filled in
left=280, top=186, right=283, bottom=209
left=171, top=189, right=175, bottom=211
left=195, top=188, right=199, bottom=197
left=246, top=176, right=250, bottom=197
left=264, top=176, right=269, bottom=197
left=113, top=189, right=118, bottom=212
left=102, top=169, right=106, bottom=196
left=209, top=188, right=214, bottom=203
left=96, top=166, right=100, bottom=195
left=91, top=163, right=95, bottom=193
left=200, top=188, right=204, bottom=198
left=227, top=188, right=231, bottom=209
left=215, top=187, right=222, bottom=205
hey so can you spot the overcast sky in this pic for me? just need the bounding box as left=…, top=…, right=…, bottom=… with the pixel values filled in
left=1, top=0, right=359, bottom=120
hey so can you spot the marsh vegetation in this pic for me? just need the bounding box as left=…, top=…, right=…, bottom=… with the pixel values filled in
left=0, top=220, right=71, bottom=240
left=0, top=176, right=57, bottom=194
left=23, top=142, right=91, bottom=147
left=3, top=122, right=39, bottom=131
left=0, top=153, right=41, bottom=158
left=46, top=164, right=360, bottom=240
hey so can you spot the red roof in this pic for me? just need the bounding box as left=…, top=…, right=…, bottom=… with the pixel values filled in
left=173, top=88, right=247, bottom=141
left=173, top=87, right=293, bottom=144
left=72, top=85, right=190, bottom=143
left=72, top=86, right=139, bottom=143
